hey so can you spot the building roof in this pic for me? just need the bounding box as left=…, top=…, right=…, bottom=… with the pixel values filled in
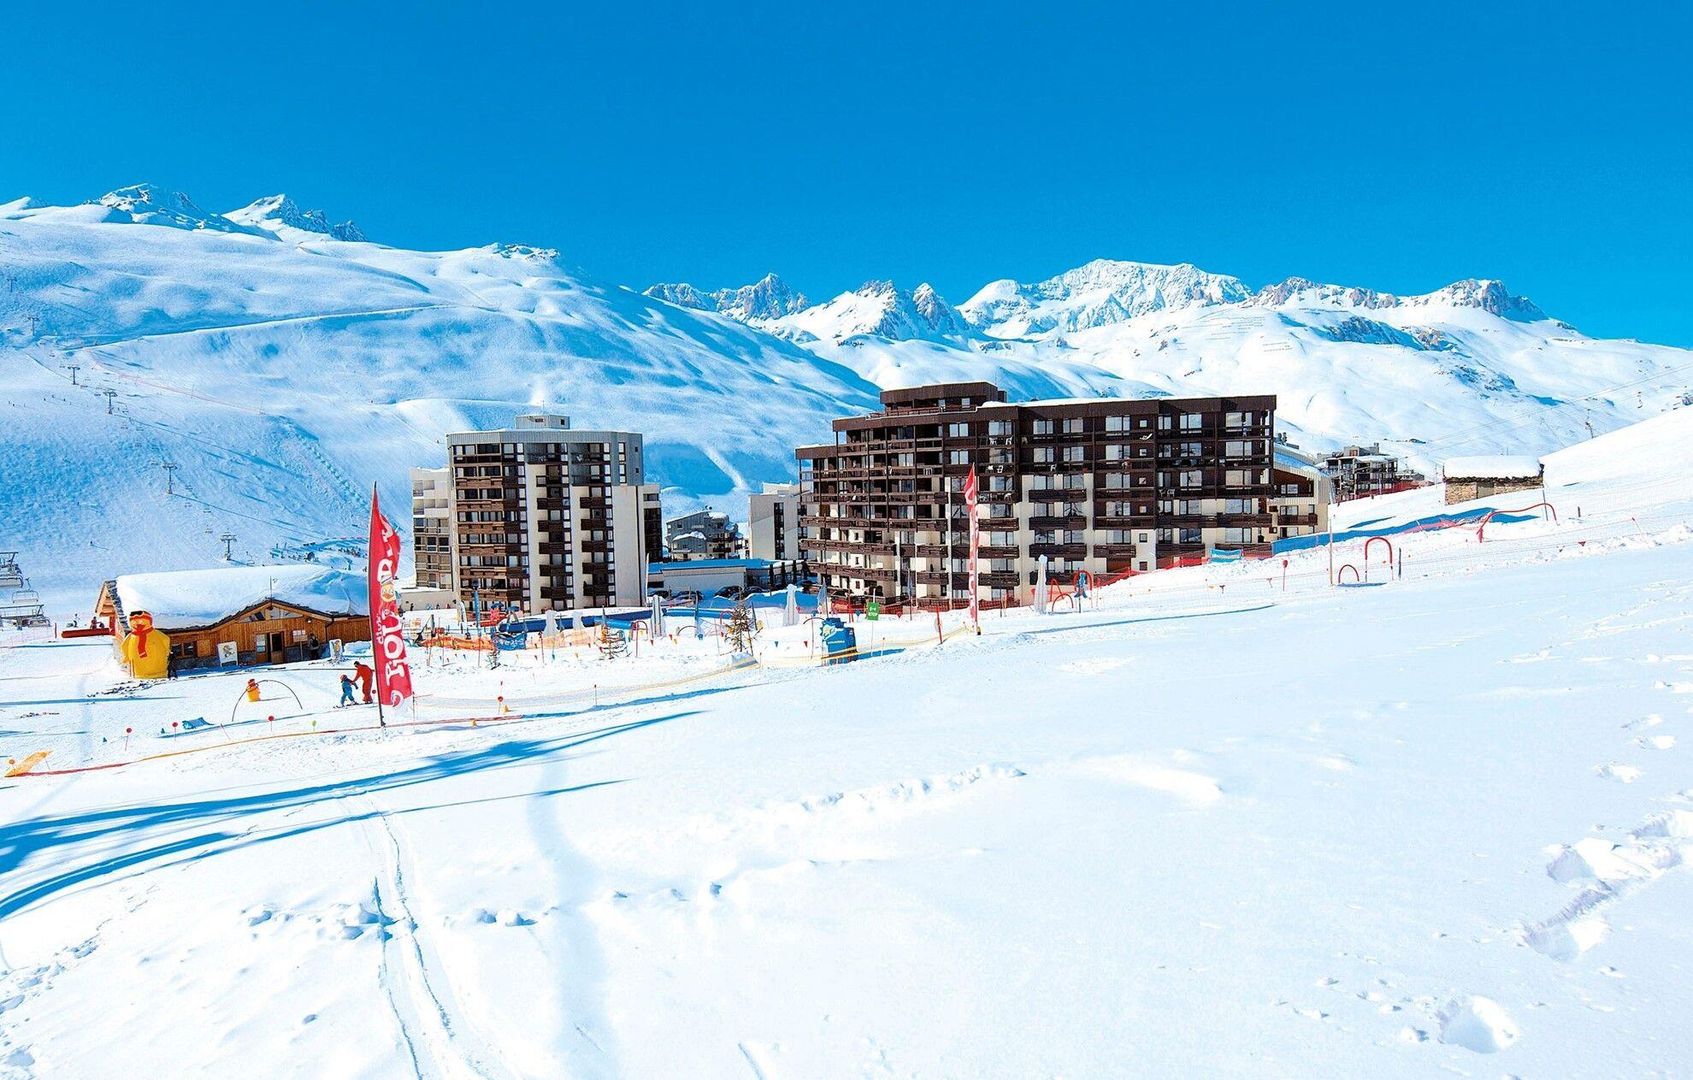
left=112, top=564, right=368, bottom=631
left=1442, top=455, right=1543, bottom=480
left=1273, top=445, right=1324, bottom=477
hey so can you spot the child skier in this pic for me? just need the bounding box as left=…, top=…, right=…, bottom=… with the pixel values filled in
left=338, top=673, right=357, bottom=707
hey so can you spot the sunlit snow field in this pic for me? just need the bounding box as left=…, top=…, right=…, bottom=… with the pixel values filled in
left=2, top=410, right=1693, bottom=1077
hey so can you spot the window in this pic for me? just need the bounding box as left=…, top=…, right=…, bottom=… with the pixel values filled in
left=1221, top=527, right=1253, bottom=544
left=987, top=420, right=1014, bottom=437
left=1178, top=470, right=1202, bottom=488
left=1224, top=439, right=1258, bottom=458
left=1032, top=419, right=1054, bottom=435
left=948, top=450, right=971, bottom=465
left=1224, top=411, right=1251, bottom=430
left=1061, top=417, right=1084, bottom=434
left=1104, top=444, right=1127, bottom=461
left=946, top=422, right=970, bottom=438
left=1179, top=528, right=1202, bottom=544
left=1179, top=413, right=1203, bottom=431
left=1062, top=445, right=1085, bottom=463
left=1032, top=447, right=1055, bottom=463
left=1105, top=414, right=1130, bottom=432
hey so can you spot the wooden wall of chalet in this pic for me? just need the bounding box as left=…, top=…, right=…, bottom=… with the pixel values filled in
left=165, top=603, right=370, bottom=668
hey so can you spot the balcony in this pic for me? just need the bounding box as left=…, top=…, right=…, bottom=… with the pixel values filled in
left=1028, top=543, right=1088, bottom=560
left=1029, top=514, right=1088, bottom=530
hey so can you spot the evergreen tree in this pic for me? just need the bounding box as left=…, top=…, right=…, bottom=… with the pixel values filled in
left=724, top=599, right=759, bottom=654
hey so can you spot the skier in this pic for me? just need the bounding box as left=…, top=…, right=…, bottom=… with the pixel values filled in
left=166, top=651, right=179, bottom=680
left=338, top=672, right=357, bottom=707
left=353, top=661, right=375, bottom=704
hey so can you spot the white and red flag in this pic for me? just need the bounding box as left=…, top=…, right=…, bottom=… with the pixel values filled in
left=964, top=465, right=981, bottom=629
left=367, top=485, right=415, bottom=711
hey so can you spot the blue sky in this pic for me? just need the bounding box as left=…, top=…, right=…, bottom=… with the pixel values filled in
left=4, top=2, right=1690, bottom=345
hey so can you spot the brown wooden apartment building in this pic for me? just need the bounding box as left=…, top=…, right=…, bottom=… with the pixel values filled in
left=796, top=382, right=1278, bottom=604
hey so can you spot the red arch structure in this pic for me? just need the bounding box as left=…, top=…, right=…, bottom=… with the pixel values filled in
left=1337, top=563, right=1361, bottom=584
left=1364, top=536, right=1394, bottom=565
left=1476, top=502, right=1559, bottom=543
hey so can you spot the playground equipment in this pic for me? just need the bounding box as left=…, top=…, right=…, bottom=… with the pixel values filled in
left=229, top=679, right=304, bottom=725
left=1476, top=502, right=1558, bottom=542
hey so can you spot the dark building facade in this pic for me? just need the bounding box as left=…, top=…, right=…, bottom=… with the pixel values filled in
left=796, top=382, right=1277, bottom=605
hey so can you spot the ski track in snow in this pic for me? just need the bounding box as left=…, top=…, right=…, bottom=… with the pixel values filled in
left=363, top=800, right=514, bottom=1080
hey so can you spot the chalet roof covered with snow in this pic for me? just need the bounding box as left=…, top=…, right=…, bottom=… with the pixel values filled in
left=1442, top=455, right=1544, bottom=480
left=112, top=564, right=368, bottom=630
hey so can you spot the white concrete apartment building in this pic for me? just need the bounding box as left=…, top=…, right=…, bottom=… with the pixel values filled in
left=444, top=414, right=662, bottom=612
left=410, top=467, right=453, bottom=590
left=1270, top=444, right=1332, bottom=540
left=747, top=482, right=802, bottom=562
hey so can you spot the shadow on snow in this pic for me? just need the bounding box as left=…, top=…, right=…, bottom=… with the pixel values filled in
left=0, top=712, right=694, bottom=918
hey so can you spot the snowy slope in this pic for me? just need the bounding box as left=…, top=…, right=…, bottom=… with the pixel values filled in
left=0, top=186, right=882, bottom=602
left=5, top=412, right=1693, bottom=1077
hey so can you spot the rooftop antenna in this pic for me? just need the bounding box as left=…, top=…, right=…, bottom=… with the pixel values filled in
left=65, top=364, right=81, bottom=386
left=159, top=461, right=179, bottom=495
left=219, top=533, right=237, bottom=561
left=100, top=388, right=118, bottom=414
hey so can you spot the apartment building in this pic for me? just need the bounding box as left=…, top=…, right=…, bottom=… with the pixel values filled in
left=1323, top=443, right=1425, bottom=501
left=1270, top=445, right=1331, bottom=539
left=796, top=382, right=1277, bottom=604
left=664, top=509, right=743, bottom=561
left=444, top=414, right=662, bottom=611
left=747, top=482, right=802, bottom=562
left=410, top=467, right=453, bottom=590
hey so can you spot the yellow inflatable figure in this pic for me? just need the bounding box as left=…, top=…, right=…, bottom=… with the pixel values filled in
left=120, top=611, right=171, bottom=680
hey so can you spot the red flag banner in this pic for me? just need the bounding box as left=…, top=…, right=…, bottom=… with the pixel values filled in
left=368, top=485, right=414, bottom=708
left=964, top=465, right=981, bottom=628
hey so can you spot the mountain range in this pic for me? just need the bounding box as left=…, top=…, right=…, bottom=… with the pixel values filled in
left=3, top=183, right=1689, bottom=602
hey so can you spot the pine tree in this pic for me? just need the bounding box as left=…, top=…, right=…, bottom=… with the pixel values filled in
left=723, top=599, right=758, bottom=655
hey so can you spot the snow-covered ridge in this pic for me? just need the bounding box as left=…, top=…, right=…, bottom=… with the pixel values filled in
left=771, top=279, right=971, bottom=345
left=961, top=258, right=1252, bottom=338
left=643, top=273, right=808, bottom=323
left=226, top=194, right=367, bottom=242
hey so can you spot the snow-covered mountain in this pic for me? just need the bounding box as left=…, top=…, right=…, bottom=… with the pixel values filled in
left=642, top=273, right=808, bottom=323
left=769, top=279, right=972, bottom=346
left=667, top=260, right=1690, bottom=481
left=225, top=193, right=367, bottom=242
left=4, top=184, right=1691, bottom=604
left=961, top=259, right=1252, bottom=337
left=0, top=186, right=881, bottom=601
